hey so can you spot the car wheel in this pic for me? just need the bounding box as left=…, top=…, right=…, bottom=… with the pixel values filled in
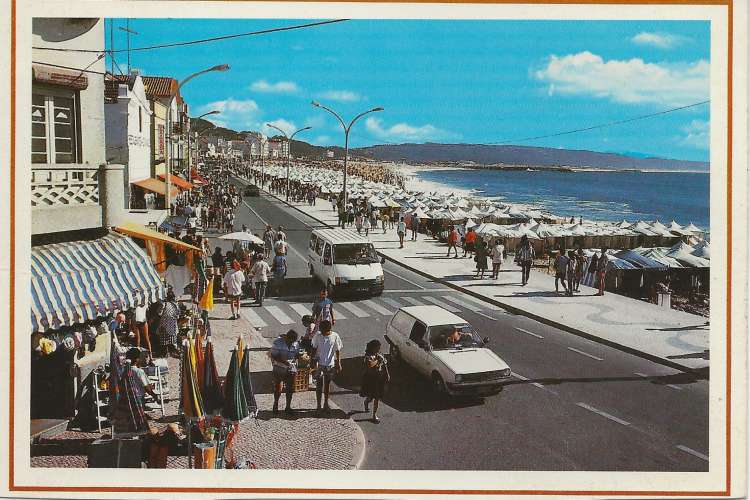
left=431, top=372, right=447, bottom=395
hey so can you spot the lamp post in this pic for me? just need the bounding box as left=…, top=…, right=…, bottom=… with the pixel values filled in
left=188, top=110, right=220, bottom=172
left=311, top=101, right=383, bottom=208
left=165, top=64, right=229, bottom=212
left=265, top=124, right=312, bottom=201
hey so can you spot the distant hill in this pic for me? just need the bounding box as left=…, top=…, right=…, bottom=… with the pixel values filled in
left=191, top=120, right=708, bottom=171
left=353, top=143, right=709, bottom=172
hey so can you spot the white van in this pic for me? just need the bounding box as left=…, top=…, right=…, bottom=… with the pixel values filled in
left=308, top=228, right=385, bottom=297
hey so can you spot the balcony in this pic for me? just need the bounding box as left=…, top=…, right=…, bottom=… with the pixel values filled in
left=31, top=163, right=103, bottom=235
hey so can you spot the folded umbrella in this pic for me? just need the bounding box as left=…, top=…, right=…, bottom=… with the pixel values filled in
left=202, top=340, right=224, bottom=414
left=222, top=349, right=249, bottom=422
left=240, top=346, right=258, bottom=417
left=180, top=340, right=205, bottom=419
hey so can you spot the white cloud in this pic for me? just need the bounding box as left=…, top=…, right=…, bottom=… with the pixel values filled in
left=317, top=90, right=361, bottom=102
left=313, top=135, right=332, bottom=145
left=365, top=117, right=453, bottom=142
left=196, top=98, right=261, bottom=129
left=250, top=79, right=300, bottom=94
left=304, top=115, right=327, bottom=128
left=679, top=119, right=709, bottom=149
left=632, top=32, right=688, bottom=49
left=263, top=118, right=297, bottom=137
left=535, top=51, right=709, bottom=106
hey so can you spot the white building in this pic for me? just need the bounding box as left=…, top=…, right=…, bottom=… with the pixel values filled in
left=104, top=72, right=152, bottom=209
left=268, top=137, right=289, bottom=159
left=245, top=131, right=269, bottom=158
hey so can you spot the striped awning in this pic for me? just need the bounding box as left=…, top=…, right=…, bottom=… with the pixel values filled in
left=31, top=232, right=166, bottom=333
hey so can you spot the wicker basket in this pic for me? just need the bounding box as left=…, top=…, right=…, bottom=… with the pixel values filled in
left=283, top=368, right=310, bottom=392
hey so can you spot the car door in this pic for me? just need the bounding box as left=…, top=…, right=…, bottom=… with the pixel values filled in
left=388, top=311, right=414, bottom=361
left=405, top=321, right=430, bottom=374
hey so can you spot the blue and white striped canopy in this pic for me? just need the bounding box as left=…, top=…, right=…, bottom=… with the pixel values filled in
left=31, top=232, right=166, bottom=333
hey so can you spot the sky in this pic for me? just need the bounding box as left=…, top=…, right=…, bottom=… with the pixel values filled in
left=106, top=19, right=710, bottom=161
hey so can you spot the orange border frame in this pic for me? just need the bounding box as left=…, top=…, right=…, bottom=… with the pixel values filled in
left=9, top=0, right=734, bottom=495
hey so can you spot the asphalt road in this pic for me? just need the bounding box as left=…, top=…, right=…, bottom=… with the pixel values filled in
left=214, top=181, right=709, bottom=472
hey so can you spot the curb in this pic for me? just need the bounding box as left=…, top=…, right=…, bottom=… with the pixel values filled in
left=249, top=181, right=706, bottom=377
left=350, top=419, right=367, bottom=470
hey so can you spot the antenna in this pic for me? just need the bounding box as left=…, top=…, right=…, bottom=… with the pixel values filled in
left=118, top=22, right=139, bottom=74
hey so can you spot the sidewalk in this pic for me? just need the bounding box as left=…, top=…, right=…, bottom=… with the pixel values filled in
left=31, top=301, right=365, bottom=469
left=276, top=194, right=710, bottom=373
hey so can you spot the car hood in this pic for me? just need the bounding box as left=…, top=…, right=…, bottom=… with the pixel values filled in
left=431, top=348, right=509, bottom=375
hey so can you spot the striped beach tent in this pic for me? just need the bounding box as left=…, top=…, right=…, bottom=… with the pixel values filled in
left=30, top=232, right=165, bottom=333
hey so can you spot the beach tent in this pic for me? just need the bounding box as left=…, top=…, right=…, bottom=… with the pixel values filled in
left=692, top=241, right=710, bottom=259
left=682, top=222, right=704, bottom=236
left=667, top=241, right=710, bottom=268
left=614, top=249, right=668, bottom=270
left=464, top=218, right=477, bottom=229
left=633, top=247, right=685, bottom=268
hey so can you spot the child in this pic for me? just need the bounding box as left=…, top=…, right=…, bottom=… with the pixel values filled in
left=359, top=339, right=390, bottom=423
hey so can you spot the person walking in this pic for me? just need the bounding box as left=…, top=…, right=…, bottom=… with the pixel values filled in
left=311, top=288, right=336, bottom=328
left=447, top=226, right=460, bottom=258
left=311, top=320, right=343, bottom=414
left=381, top=212, right=389, bottom=234
left=565, top=250, right=577, bottom=296
left=363, top=216, right=371, bottom=236
left=475, top=240, right=489, bottom=279
left=411, top=215, right=420, bottom=241
left=222, top=260, right=246, bottom=319
left=397, top=217, right=406, bottom=249
left=574, top=248, right=587, bottom=292
left=262, top=225, right=275, bottom=259
left=271, top=253, right=287, bottom=297
left=596, top=247, right=609, bottom=296
left=131, top=301, right=152, bottom=354
left=553, top=250, right=569, bottom=294
left=274, top=233, right=288, bottom=257
left=463, top=227, right=477, bottom=258
left=250, top=255, right=271, bottom=306
left=355, top=213, right=363, bottom=234
left=515, top=235, right=535, bottom=286
left=156, top=289, right=181, bottom=358
left=359, top=339, right=390, bottom=423
left=491, top=238, right=505, bottom=279
left=270, top=329, right=301, bottom=415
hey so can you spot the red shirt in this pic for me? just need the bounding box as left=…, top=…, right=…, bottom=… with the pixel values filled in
left=465, top=231, right=477, bottom=244
left=448, top=230, right=459, bottom=244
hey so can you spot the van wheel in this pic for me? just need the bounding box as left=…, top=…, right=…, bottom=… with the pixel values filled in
left=431, top=372, right=447, bottom=395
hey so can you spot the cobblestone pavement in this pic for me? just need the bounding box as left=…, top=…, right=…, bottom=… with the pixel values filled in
left=31, top=302, right=364, bottom=469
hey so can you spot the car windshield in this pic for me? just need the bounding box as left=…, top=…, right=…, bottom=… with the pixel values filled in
left=333, top=243, right=379, bottom=265
left=429, top=324, right=485, bottom=350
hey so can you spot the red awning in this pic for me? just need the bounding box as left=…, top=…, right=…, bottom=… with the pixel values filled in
left=133, top=178, right=180, bottom=197
left=157, top=173, right=194, bottom=190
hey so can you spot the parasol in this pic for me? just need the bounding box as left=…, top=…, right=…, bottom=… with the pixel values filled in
left=222, top=349, right=249, bottom=422
left=218, top=232, right=264, bottom=245
left=202, top=340, right=224, bottom=414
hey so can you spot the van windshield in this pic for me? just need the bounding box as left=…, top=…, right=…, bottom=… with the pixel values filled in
left=333, top=243, right=379, bottom=265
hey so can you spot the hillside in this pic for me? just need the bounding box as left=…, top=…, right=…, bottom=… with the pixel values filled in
left=354, top=143, right=709, bottom=172
left=191, top=120, right=709, bottom=171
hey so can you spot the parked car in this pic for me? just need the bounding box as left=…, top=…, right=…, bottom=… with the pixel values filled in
left=384, top=305, right=510, bottom=397
left=307, top=228, right=385, bottom=297
left=243, top=185, right=260, bottom=197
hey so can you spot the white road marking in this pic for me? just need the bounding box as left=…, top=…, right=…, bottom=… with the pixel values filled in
left=264, top=305, right=295, bottom=325
left=511, top=372, right=557, bottom=394
left=401, top=296, right=428, bottom=307
left=421, top=296, right=462, bottom=313
left=676, top=445, right=708, bottom=461
left=384, top=269, right=425, bottom=290
left=567, top=347, right=604, bottom=361
left=362, top=299, right=393, bottom=315
left=441, top=295, right=482, bottom=311
left=634, top=372, right=684, bottom=391
left=383, top=289, right=427, bottom=293
left=240, top=308, right=267, bottom=328
left=514, top=327, right=544, bottom=339
left=290, top=303, right=312, bottom=317
left=575, top=403, right=631, bottom=426
left=381, top=297, right=403, bottom=309
left=460, top=293, right=502, bottom=309
left=338, top=302, right=370, bottom=318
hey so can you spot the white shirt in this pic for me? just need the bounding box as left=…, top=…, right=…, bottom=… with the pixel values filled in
left=251, top=260, right=271, bottom=283
left=134, top=304, right=147, bottom=323
left=312, top=331, right=343, bottom=368
left=223, top=269, right=246, bottom=296
left=491, top=244, right=505, bottom=264
left=274, top=240, right=288, bottom=255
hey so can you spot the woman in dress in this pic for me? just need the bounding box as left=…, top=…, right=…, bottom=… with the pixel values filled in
left=475, top=240, right=489, bottom=279
left=157, top=289, right=181, bottom=358
left=490, top=238, right=505, bottom=279
left=360, top=339, right=390, bottom=423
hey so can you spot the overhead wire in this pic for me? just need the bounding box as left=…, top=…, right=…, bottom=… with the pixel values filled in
left=32, top=19, right=349, bottom=54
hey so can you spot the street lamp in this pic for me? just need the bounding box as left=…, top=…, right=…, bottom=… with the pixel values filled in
left=165, top=64, right=229, bottom=212
left=311, top=101, right=383, bottom=207
left=189, top=110, right=221, bottom=170
left=265, top=123, right=312, bottom=201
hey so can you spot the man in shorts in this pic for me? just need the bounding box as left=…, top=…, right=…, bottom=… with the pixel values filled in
left=270, top=330, right=301, bottom=415
left=311, top=320, right=343, bottom=414
left=222, top=260, right=245, bottom=319
left=397, top=217, right=406, bottom=249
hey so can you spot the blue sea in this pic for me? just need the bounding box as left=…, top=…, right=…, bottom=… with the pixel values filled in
left=417, top=169, right=710, bottom=230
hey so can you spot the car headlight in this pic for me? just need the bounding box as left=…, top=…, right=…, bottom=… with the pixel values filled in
left=455, top=374, right=463, bottom=383
left=500, top=368, right=511, bottom=378
left=375, top=274, right=385, bottom=283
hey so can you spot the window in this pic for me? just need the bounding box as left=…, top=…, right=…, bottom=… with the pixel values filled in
left=323, top=244, right=332, bottom=264
left=332, top=243, right=379, bottom=265
left=309, top=234, right=318, bottom=251
left=32, top=91, right=79, bottom=164
left=409, top=322, right=428, bottom=346
left=315, top=237, right=325, bottom=255
left=391, top=312, right=415, bottom=337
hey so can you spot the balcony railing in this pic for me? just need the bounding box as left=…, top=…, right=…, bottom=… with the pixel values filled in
left=31, top=164, right=100, bottom=208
